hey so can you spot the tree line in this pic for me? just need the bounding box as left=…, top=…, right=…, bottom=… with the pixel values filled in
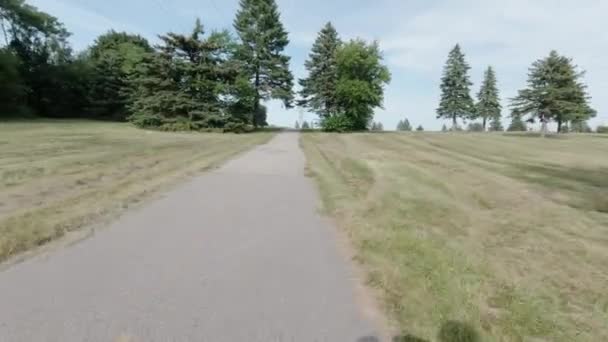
left=1, top=0, right=391, bottom=132
left=436, top=44, right=597, bottom=134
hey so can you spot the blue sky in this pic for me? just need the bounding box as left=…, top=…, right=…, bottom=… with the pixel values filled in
left=30, top=0, right=608, bottom=130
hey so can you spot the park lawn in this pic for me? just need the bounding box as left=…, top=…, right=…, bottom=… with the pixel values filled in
left=301, top=132, right=608, bottom=342
left=0, top=120, right=273, bottom=262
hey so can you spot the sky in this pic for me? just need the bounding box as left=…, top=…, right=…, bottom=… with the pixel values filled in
left=29, top=0, right=608, bottom=131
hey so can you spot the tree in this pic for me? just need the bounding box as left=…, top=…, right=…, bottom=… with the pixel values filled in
left=397, top=118, right=412, bottom=131
left=467, top=122, right=484, bottom=132
left=511, top=51, right=596, bottom=136
left=233, top=0, right=294, bottom=127
left=437, top=44, right=475, bottom=129
left=507, top=112, right=527, bottom=132
left=128, top=20, right=238, bottom=130
left=301, top=120, right=310, bottom=129
left=298, top=22, right=341, bottom=119
left=86, top=31, right=152, bottom=120
left=489, top=117, right=504, bottom=131
left=597, top=125, right=608, bottom=134
left=294, top=120, right=300, bottom=129
left=570, top=120, right=592, bottom=133
left=0, top=48, right=26, bottom=116
left=371, top=121, right=383, bottom=131
left=475, top=66, right=501, bottom=130
left=441, top=124, right=448, bottom=132
left=332, top=39, right=391, bottom=130
left=416, top=125, right=424, bottom=131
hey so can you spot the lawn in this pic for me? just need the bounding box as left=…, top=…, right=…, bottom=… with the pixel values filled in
left=0, top=120, right=273, bottom=262
left=301, top=132, right=608, bottom=341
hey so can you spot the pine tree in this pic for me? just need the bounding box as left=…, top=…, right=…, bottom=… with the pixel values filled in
left=437, top=44, right=475, bottom=129
left=233, top=0, right=294, bottom=127
left=507, top=112, right=527, bottom=132
left=299, top=22, right=341, bottom=119
left=511, top=51, right=596, bottom=136
left=489, top=117, right=504, bottom=131
left=441, top=124, right=448, bottom=132
left=294, top=120, right=300, bottom=129
left=397, top=118, right=412, bottom=131
left=128, top=20, right=236, bottom=130
left=416, top=125, right=424, bottom=131
left=475, top=66, right=501, bottom=130
left=396, top=120, right=403, bottom=130
left=301, top=120, right=310, bottom=129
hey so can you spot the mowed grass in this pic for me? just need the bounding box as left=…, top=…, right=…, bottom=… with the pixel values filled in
left=0, top=120, right=273, bottom=262
left=301, top=132, right=608, bottom=341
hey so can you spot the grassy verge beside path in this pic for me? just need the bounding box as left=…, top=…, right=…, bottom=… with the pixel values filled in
left=0, top=120, right=273, bottom=262
left=301, top=132, right=608, bottom=341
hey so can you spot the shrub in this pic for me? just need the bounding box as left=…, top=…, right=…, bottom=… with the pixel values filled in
left=597, top=125, right=608, bottom=134
left=467, top=122, right=484, bottom=132
left=322, top=115, right=353, bottom=132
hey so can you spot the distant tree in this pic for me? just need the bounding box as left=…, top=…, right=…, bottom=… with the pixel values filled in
left=370, top=122, right=377, bottom=130
left=437, top=44, right=475, bottom=129
left=474, top=66, right=501, bottom=130
left=570, top=120, right=592, bottom=133
left=597, top=125, right=608, bottom=134
left=301, top=120, right=310, bottom=129
left=370, top=121, right=383, bottom=131
left=294, top=120, right=300, bottom=129
left=467, top=122, right=484, bottom=132
left=441, top=124, right=448, bottom=132
left=488, top=117, right=504, bottom=131
left=416, top=125, right=424, bottom=131
left=233, top=0, right=294, bottom=127
left=397, top=118, right=412, bottom=131
left=511, top=51, right=596, bottom=136
left=507, top=112, right=527, bottom=131
left=298, top=22, right=341, bottom=119
left=332, top=39, right=391, bottom=130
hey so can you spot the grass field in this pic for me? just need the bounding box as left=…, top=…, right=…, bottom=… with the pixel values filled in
left=301, top=132, right=608, bottom=341
left=0, top=120, right=273, bottom=263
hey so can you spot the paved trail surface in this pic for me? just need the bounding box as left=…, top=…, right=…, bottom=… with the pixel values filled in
left=0, top=133, right=380, bottom=342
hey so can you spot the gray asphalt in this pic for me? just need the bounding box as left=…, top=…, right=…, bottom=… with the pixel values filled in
left=0, top=133, right=380, bottom=342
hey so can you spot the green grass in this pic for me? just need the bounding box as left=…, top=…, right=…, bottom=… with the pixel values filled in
left=0, top=120, right=273, bottom=262
left=301, top=132, right=608, bottom=342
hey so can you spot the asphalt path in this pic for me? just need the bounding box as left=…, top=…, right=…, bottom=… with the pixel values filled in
left=0, top=133, right=381, bottom=342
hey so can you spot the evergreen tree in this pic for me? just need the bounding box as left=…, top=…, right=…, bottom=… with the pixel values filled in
left=507, top=112, right=527, bottom=132
left=437, top=44, right=475, bottom=129
left=475, top=66, right=501, bottom=130
left=333, top=39, right=391, bottom=130
left=301, top=120, right=310, bottom=129
left=129, top=20, right=237, bottom=130
left=511, top=51, right=596, bottom=135
left=441, top=124, right=448, bottom=132
left=416, top=125, right=424, bottom=131
left=570, top=120, right=592, bottom=133
left=299, top=22, right=341, bottom=119
left=294, top=120, right=300, bottom=129
left=489, top=117, right=504, bottom=131
left=397, top=118, right=412, bottom=131
left=233, top=0, right=294, bottom=127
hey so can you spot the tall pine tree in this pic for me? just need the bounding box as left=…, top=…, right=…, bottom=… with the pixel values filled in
left=298, top=22, right=341, bottom=119
left=437, top=44, right=474, bottom=129
left=233, top=0, right=294, bottom=127
left=475, top=66, right=501, bottom=131
left=511, top=51, right=595, bottom=135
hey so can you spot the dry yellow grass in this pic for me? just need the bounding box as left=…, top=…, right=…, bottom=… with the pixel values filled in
left=0, top=120, right=273, bottom=262
left=301, top=132, right=608, bottom=341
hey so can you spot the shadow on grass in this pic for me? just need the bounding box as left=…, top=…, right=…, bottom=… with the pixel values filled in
left=358, top=320, right=480, bottom=342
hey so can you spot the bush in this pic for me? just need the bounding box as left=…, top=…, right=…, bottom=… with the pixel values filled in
left=467, top=122, right=484, bottom=132
left=321, top=114, right=353, bottom=132
left=597, top=125, right=608, bottom=134
left=224, top=121, right=255, bottom=133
